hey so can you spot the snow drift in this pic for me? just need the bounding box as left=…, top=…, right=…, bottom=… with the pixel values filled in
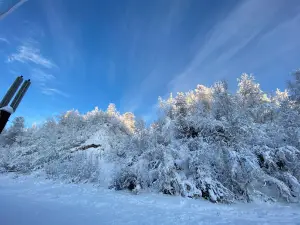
left=1, top=174, right=300, bottom=225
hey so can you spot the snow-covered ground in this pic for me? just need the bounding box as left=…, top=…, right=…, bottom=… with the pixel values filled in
left=0, top=174, right=300, bottom=225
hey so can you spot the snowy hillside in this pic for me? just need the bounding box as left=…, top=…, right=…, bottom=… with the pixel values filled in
left=1, top=174, right=300, bottom=225
left=1, top=73, right=300, bottom=204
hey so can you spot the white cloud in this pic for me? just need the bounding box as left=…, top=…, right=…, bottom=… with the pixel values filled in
left=169, top=0, right=288, bottom=92
left=0, top=37, right=9, bottom=44
left=41, top=88, right=69, bottom=98
left=41, top=0, right=82, bottom=69
left=7, top=44, right=57, bottom=69
left=0, top=0, right=27, bottom=20
left=163, top=0, right=190, bottom=35
left=6, top=39, right=67, bottom=97
left=30, top=68, right=67, bottom=98
left=31, top=68, right=55, bottom=85
left=120, top=1, right=191, bottom=112
left=253, top=14, right=300, bottom=60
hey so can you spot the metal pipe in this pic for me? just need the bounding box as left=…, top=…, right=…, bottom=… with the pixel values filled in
left=10, top=79, right=31, bottom=112
left=0, top=108, right=12, bottom=134
left=0, top=76, right=23, bottom=108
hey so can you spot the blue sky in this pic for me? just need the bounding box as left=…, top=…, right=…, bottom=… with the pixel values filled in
left=0, top=0, right=300, bottom=125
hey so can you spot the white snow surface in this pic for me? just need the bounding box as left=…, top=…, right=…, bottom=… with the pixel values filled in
left=1, top=174, right=300, bottom=225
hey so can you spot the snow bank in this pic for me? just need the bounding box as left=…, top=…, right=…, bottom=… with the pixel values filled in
left=1, top=174, right=300, bottom=225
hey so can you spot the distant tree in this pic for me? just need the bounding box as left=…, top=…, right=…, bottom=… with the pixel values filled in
left=273, top=89, right=289, bottom=106
left=212, top=80, right=233, bottom=121
left=107, top=103, right=118, bottom=117
left=122, top=112, right=135, bottom=133
left=4, top=116, right=25, bottom=145
left=288, top=70, right=300, bottom=105
left=158, top=93, right=176, bottom=120
left=237, top=74, right=263, bottom=108
left=194, top=84, right=212, bottom=111
left=174, top=92, right=187, bottom=117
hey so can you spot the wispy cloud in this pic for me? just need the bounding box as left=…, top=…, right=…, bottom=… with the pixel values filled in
left=120, top=0, right=300, bottom=119
left=7, top=44, right=57, bottom=69
left=30, top=69, right=69, bottom=98
left=0, top=0, right=27, bottom=20
left=41, top=88, right=69, bottom=98
left=169, top=0, right=290, bottom=92
left=163, top=0, right=190, bottom=35
left=0, top=37, right=9, bottom=44
left=31, top=68, right=55, bottom=85
left=6, top=37, right=67, bottom=97
left=41, top=0, right=82, bottom=70
left=120, top=1, right=190, bottom=113
left=251, top=13, right=300, bottom=64
left=30, top=66, right=69, bottom=98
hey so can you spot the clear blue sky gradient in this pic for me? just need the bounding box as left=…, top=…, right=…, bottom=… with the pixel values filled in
left=0, top=0, right=300, bottom=125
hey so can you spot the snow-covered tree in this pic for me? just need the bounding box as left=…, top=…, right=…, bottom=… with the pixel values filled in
left=288, top=70, right=300, bottom=105
left=212, top=81, right=233, bottom=120
left=237, top=74, right=263, bottom=108
left=1, top=72, right=300, bottom=204
left=107, top=103, right=118, bottom=117
left=3, top=116, right=25, bottom=145
left=122, top=112, right=135, bottom=133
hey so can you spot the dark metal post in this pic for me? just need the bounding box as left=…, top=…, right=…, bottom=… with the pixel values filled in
left=10, top=79, right=31, bottom=112
left=0, top=108, right=12, bottom=134
left=0, top=77, right=31, bottom=134
left=0, top=76, right=23, bottom=108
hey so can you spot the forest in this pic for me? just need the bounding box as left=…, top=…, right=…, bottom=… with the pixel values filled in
left=1, top=72, right=300, bottom=203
